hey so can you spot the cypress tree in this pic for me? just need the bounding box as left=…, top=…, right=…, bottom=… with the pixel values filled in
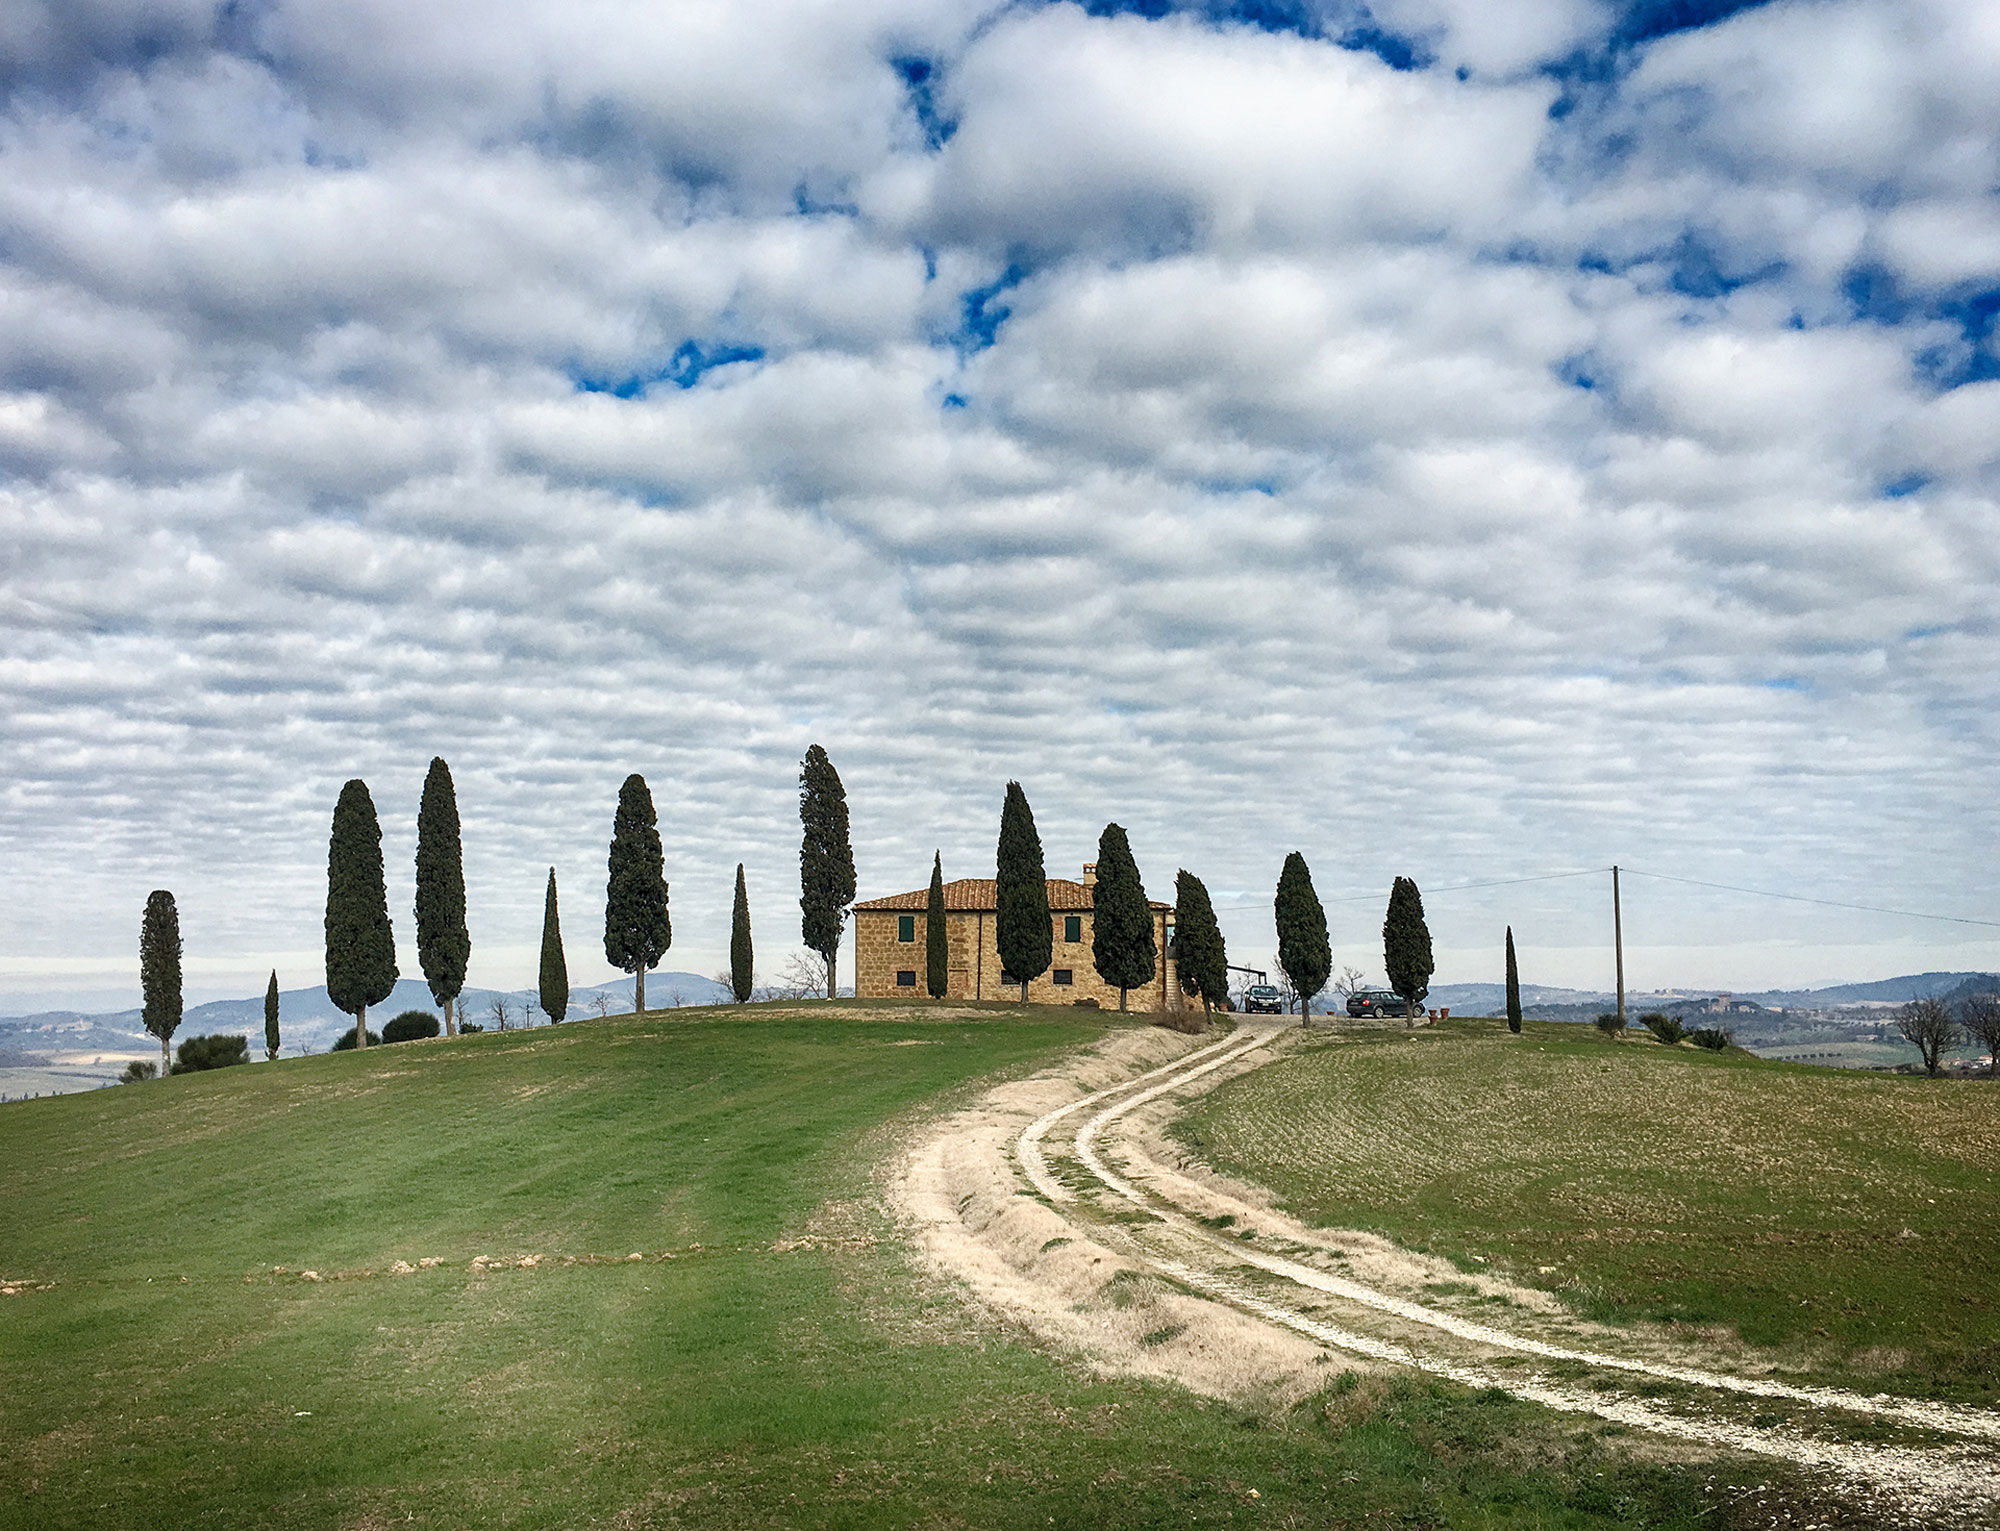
left=1090, top=823, right=1155, bottom=1012
left=798, top=745, right=856, bottom=1000
left=264, top=970, right=281, bottom=1061
left=730, top=863, right=754, bottom=1004
left=1173, top=870, right=1227, bottom=1016
left=604, top=774, right=671, bottom=1014
left=1274, top=852, right=1332, bottom=1023
left=995, top=781, right=1051, bottom=1001
left=925, top=852, right=949, bottom=999
left=1383, top=876, right=1434, bottom=1026
left=140, top=889, right=183, bottom=1077
left=325, top=779, right=398, bottom=1048
left=414, top=756, right=470, bottom=1036
left=1504, top=926, right=1522, bottom=1034
left=539, top=868, right=568, bottom=1025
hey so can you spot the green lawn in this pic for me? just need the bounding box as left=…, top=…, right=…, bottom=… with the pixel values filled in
left=1175, top=1019, right=2000, bottom=1403
left=3, top=1003, right=1820, bottom=1528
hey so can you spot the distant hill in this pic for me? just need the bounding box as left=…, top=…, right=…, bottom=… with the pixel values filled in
left=0, top=973, right=734, bottom=1060
left=1736, top=973, right=1992, bottom=1007
left=1423, top=983, right=1612, bottom=1013
left=1423, top=972, right=1997, bottom=1022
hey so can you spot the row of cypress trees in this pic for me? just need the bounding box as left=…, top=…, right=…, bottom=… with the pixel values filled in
left=139, top=743, right=1455, bottom=1065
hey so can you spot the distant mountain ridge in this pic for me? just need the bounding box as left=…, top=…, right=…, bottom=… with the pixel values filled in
left=0, top=974, right=733, bottom=1057
left=1379, top=972, right=1995, bottom=1018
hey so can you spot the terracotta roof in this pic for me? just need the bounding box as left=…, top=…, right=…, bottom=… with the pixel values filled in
left=855, top=877, right=1169, bottom=913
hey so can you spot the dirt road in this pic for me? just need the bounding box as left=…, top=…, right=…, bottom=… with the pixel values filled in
left=895, top=1020, right=2000, bottom=1525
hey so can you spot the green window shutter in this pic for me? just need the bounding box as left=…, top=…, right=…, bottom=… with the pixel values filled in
left=1064, top=915, right=1082, bottom=943
left=898, top=914, right=915, bottom=942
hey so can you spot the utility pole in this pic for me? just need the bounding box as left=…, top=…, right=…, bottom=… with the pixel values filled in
left=1611, top=864, right=1626, bottom=1027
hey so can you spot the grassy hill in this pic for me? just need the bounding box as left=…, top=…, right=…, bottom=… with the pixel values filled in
left=3, top=1002, right=1841, bottom=1529
left=1175, top=1018, right=2000, bottom=1405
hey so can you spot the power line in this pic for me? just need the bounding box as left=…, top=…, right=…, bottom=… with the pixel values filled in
left=1317, top=868, right=1607, bottom=905
left=1618, top=866, right=2000, bottom=931
left=1207, top=863, right=2000, bottom=933
left=1211, top=868, right=1604, bottom=907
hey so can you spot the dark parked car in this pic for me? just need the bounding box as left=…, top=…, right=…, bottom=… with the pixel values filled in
left=1346, top=989, right=1420, bottom=1018
left=1242, top=984, right=1284, bottom=1014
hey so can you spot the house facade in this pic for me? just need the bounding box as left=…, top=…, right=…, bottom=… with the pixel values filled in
left=852, top=864, right=1183, bottom=1010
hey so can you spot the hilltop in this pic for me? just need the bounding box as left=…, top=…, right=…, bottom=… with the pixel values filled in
left=0, top=1001, right=1837, bottom=1529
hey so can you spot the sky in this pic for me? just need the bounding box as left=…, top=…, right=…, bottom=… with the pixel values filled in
left=4, top=0, right=2000, bottom=1012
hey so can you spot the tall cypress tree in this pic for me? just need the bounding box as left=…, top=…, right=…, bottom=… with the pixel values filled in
left=925, top=852, right=949, bottom=999
left=1274, top=852, right=1332, bottom=1023
left=1173, top=870, right=1227, bottom=1017
left=1091, top=823, right=1155, bottom=1012
left=604, top=774, right=671, bottom=1014
left=326, top=779, right=398, bottom=1048
left=539, top=868, right=568, bottom=1025
left=798, top=745, right=856, bottom=1000
left=414, top=756, right=470, bottom=1036
left=264, top=970, right=281, bottom=1061
left=1383, top=876, right=1434, bottom=1026
left=140, top=889, right=183, bottom=1076
left=1504, top=926, right=1522, bottom=1034
left=995, top=781, right=1051, bottom=1001
left=730, top=863, right=754, bottom=1004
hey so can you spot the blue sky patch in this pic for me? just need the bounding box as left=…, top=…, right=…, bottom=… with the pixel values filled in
left=1613, top=0, right=1772, bottom=47
left=1881, top=474, right=1932, bottom=500
left=891, top=55, right=956, bottom=149
left=573, top=340, right=766, bottom=398
left=955, top=264, right=1026, bottom=355
left=1843, top=268, right=2000, bottom=390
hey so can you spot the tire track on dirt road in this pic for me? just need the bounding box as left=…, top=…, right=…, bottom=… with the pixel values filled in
left=1022, top=1020, right=2000, bottom=1519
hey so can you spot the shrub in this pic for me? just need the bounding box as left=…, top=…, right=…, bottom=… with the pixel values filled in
left=1688, top=1026, right=1732, bottom=1052
left=382, top=1010, right=442, bottom=1044
left=1153, top=1007, right=1208, bottom=1035
left=457, top=1021, right=485, bottom=1035
left=171, top=1033, right=249, bottom=1073
left=1072, top=997, right=1101, bottom=1009
left=1594, top=1011, right=1626, bottom=1039
left=332, top=1025, right=384, bottom=1051
left=118, top=1059, right=158, bottom=1084
left=1640, top=1012, right=1686, bottom=1045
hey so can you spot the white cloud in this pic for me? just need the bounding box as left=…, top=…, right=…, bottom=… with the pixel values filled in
left=3, top=0, right=1999, bottom=1006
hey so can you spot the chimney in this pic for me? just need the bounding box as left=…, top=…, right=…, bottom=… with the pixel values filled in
left=1081, top=862, right=1097, bottom=888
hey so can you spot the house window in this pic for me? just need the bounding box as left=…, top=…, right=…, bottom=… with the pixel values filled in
left=896, top=970, right=917, bottom=988
left=1053, top=969, right=1073, bottom=986
left=898, top=914, right=916, bottom=942
left=999, top=969, right=1020, bottom=988
left=1063, top=915, right=1082, bottom=943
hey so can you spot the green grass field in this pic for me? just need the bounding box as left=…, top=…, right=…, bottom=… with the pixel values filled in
left=1176, top=1019, right=2000, bottom=1404
left=0, top=1003, right=1861, bottom=1529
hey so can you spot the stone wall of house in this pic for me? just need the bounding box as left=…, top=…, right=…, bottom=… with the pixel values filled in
left=854, top=908, right=1183, bottom=1011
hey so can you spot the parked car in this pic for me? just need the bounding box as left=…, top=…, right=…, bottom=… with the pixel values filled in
left=1242, top=984, right=1284, bottom=1014
left=1346, top=989, right=1420, bottom=1018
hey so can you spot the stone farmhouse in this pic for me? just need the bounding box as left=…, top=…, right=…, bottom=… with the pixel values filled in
left=852, top=864, right=1184, bottom=1011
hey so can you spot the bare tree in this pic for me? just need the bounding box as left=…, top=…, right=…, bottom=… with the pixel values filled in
left=1959, top=991, right=2000, bottom=1077
left=490, top=995, right=515, bottom=1032
left=588, top=990, right=614, bottom=1021
left=664, top=987, right=685, bottom=1009
left=1267, top=956, right=1301, bottom=1016
left=1897, top=996, right=1961, bottom=1078
left=1332, top=966, right=1367, bottom=1001
left=772, top=950, right=831, bottom=1001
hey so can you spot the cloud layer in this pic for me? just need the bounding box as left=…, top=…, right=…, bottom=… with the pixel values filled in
left=4, top=0, right=1998, bottom=1003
